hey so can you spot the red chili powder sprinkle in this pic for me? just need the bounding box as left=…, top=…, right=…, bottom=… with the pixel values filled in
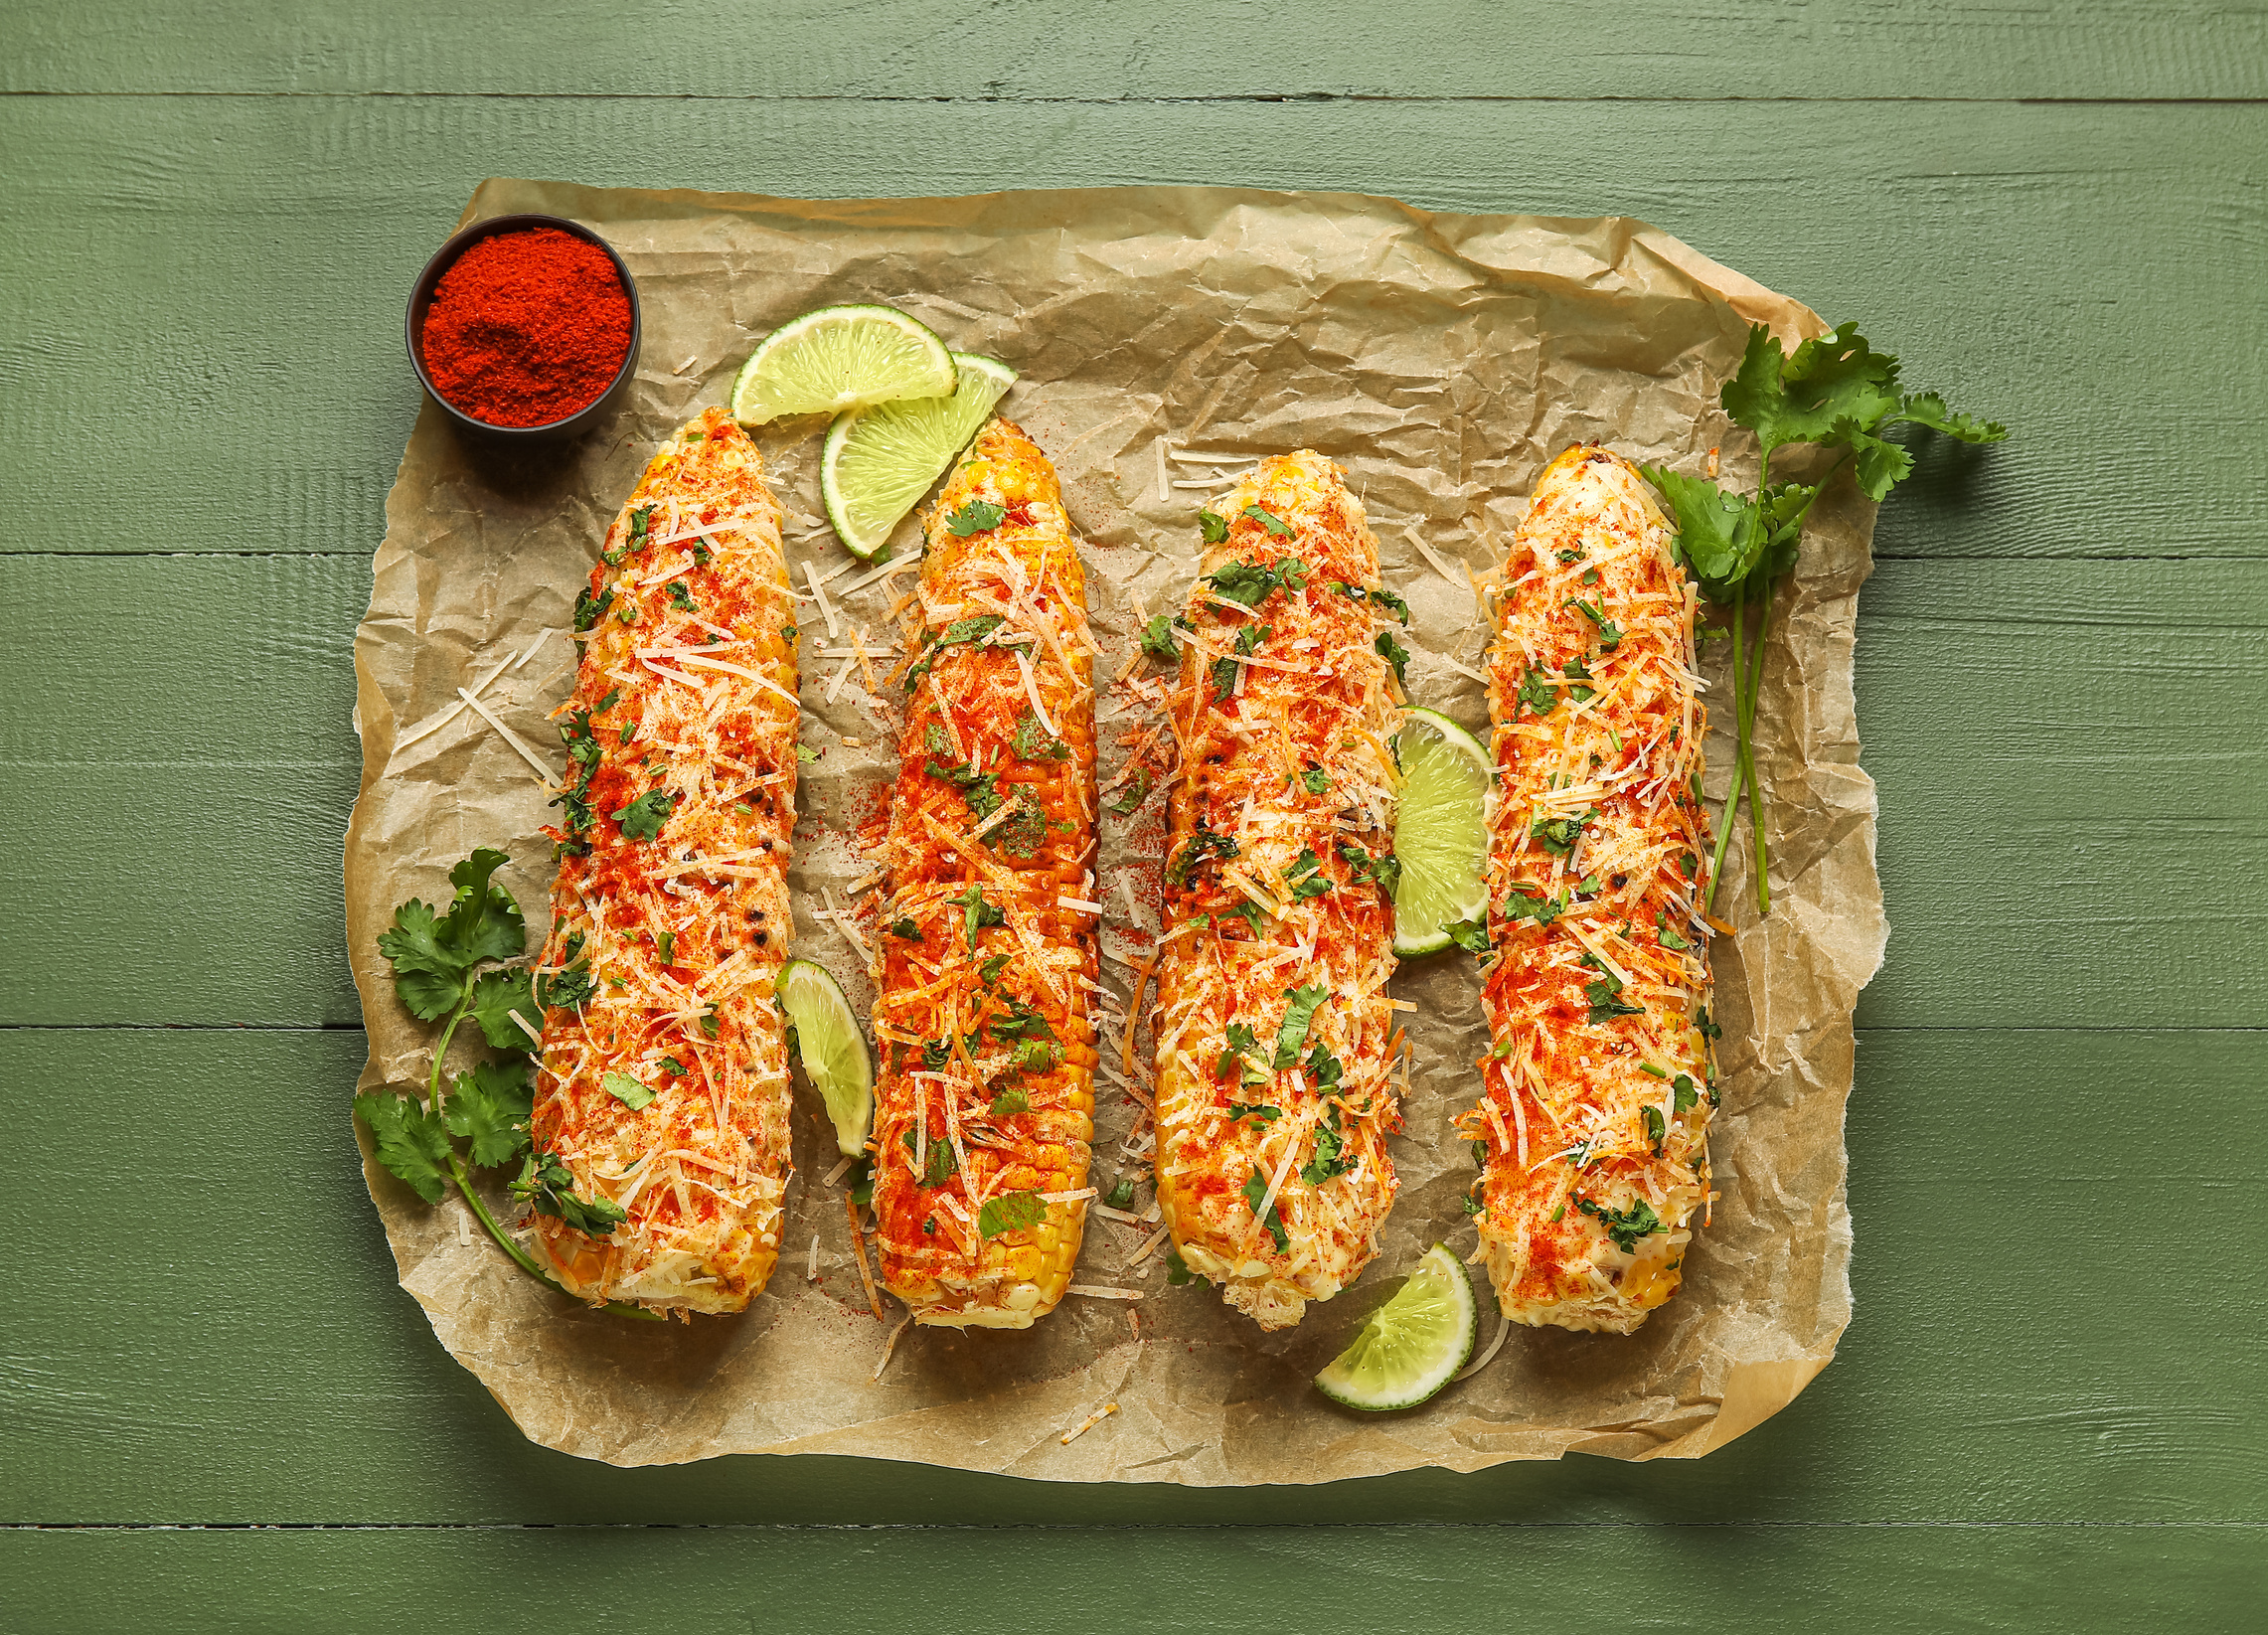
left=419, top=227, right=632, bottom=427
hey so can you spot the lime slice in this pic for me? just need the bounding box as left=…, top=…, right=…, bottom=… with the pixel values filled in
left=1388, top=706, right=1492, bottom=957
left=1313, top=1243, right=1479, bottom=1411
left=777, top=958, right=874, bottom=1156
left=818, top=353, right=1018, bottom=560
left=729, top=304, right=956, bottom=426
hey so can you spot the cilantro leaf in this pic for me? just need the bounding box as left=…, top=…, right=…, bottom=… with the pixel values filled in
left=375, top=849, right=527, bottom=1019
left=1501, top=886, right=1564, bottom=926
left=1531, top=812, right=1593, bottom=856
left=1012, top=710, right=1071, bottom=762
left=889, top=918, right=923, bottom=941
left=1585, top=971, right=1644, bottom=1025
left=978, top=1190, right=1047, bottom=1240
left=1723, top=321, right=1902, bottom=464
left=1577, top=1195, right=1665, bottom=1253
left=1337, top=843, right=1400, bottom=897
left=1205, top=557, right=1307, bottom=608
left=1226, top=1100, right=1281, bottom=1124
left=1368, top=586, right=1411, bottom=624
left=512, top=1150, right=627, bottom=1237
left=601, top=1070, right=654, bottom=1110
left=612, top=789, right=676, bottom=842
left=952, top=883, right=1005, bottom=949
left=1891, top=391, right=2009, bottom=445
left=1443, top=916, right=1494, bottom=954
left=1166, top=1245, right=1198, bottom=1285
left=1566, top=598, right=1622, bottom=650
left=1272, top=983, right=1329, bottom=1067
left=1165, top=823, right=1238, bottom=887
left=1300, top=764, right=1331, bottom=795
left=1198, top=509, right=1229, bottom=544
left=573, top=584, right=615, bottom=632
left=466, top=967, right=542, bottom=1052
left=1107, top=765, right=1154, bottom=816
left=1374, top=630, right=1410, bottom=684
left=1515, top=665, right=1558, bottom=717
left=904, top=614, right=1007, bottom=690
left=1299, top=1119, right=1350, bottom=1187
left=946, top=500, right=1007, bottom=537
left=443, top=1058, right=533, bottom=1168
left=1139, top=613, right=1183, bottom=661
left=354, top=1091, right=453, bottom=1204
left=990, top=1087, right=1032, bottom=1117
left=1103, top=1176, right=1137, bottom=1211
left=1241, top=504, right=1293, bottom=537
left=1240, top=1168, right=1290, bottom=1253
left=1657, top=914, right=1692, bottom=951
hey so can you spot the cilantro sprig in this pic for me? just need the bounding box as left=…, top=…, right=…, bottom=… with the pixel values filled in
left=357, top=848, right=658, bottom=1321
left=1642, top=322, right=2005, bottom=913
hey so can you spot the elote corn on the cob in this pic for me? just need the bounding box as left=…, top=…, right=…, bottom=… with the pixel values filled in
left=1462, top=444, right=1718, bottom=1334
left=1153, top=452, right=1405, bottom=1332
left=530, top=408, right=799, bottom=1314
left=870, top=417, right=1100, bottom=1329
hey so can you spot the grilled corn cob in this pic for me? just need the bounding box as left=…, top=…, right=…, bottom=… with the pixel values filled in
left=870, top=417, right=1099, bottom=1328
left=529, top=408, right=799, bottom=1313
left=1462, top=444, right=1717, bottom=1334
left=1153, top=452, right=1404, bottom=1331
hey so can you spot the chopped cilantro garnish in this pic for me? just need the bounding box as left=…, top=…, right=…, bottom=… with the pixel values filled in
left=1578, top=1195, right=1665, bottom=1252
left=946, top=500, right=1007, bottom=536
left=1165, top=823, right=1238, bottom=887
left=978, top=1190, right=1047, bottom=1239
left=1241, top=504, right=1293, bottom=537
left=1271, top=983, right=1329, bottom=1067
left=611, top=789, right=676, bottom=842
left=1240, top=1168, right=1290, bottom=1253
left=1205, top=557, right=1307, bottom=607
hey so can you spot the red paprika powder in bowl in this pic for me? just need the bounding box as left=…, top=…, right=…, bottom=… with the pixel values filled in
left=405, top=214, right=641, bottom=441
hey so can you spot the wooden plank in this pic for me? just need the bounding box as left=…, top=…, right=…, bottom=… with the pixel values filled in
left=2, top=552, right=2258, bottom=1030
left=1853, top=557, right=2268, bottom=1029
left=2, top=1520, right=2257, bottom=1635
left=3, top=1027, right=2259, bottom=1526
left=6, top=0, right=2264, bottom=100
left=0, top=554, right=367, bottom=1025
left=0, top=97, right=2260, bottom=562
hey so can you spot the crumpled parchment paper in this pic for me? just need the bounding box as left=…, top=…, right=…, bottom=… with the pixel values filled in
left=344, top=179, right=1885, bottom=1480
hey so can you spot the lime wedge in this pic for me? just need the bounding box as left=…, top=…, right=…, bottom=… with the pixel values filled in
left=1313, top=1243, right=1479, bottom=1411
left=1388, top=706, right=1492, bottom=957
left=819, top=353, right=1018, bottom=560
left=777, top=958, right=874, bottom=1156
left=729, top=304, right=956, bottom=426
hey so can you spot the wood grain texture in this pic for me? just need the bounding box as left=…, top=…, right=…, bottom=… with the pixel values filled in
left=3, top=1028, right=2258, bottom=1526
left=6, top=0, right=2265, bottom=100
left=2, top=553, right=2257, bottom=1030
left=1, top=97, right=2261, bottom=562
left=2, top=1521, right=2258, bottom=1635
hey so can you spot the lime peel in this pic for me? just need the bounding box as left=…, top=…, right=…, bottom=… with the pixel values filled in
left=1388, top=707, right=1492, bottom=958
left=820, top=352, right=1017, bottom=560
left=729, top=303, right=956, bottom=426
left=1312, top=1242, right=1479, bottom=1411
left=776, top=958, right=875, bottom=1156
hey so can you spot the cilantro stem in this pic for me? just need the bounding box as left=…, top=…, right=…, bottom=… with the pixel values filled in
left=1742, top=582, right=1773, bottom=913
left=445, top=1154, right=664, bottom=1323
left=1703, top=596, right=1749, bottom=913
left=427, top=967, right=659, bottom=1322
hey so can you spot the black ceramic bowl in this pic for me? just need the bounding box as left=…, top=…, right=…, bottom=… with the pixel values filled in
left=405, top=213, right=642, bottom=444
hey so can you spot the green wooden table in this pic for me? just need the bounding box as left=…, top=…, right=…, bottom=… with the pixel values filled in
left=3, top=4, right=2261, bottom=1627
